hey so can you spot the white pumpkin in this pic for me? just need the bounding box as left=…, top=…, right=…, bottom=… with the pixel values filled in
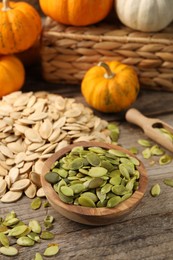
left=115, top=0, right=173, bottom=32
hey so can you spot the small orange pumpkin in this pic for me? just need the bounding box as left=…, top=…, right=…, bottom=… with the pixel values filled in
left=81, top=61, right=140, bottom=113
left=39, top=0, right=113, bottom=26
left=0, top=0, right=42, bottom=54
left=0, top=55, right=25, bottom=97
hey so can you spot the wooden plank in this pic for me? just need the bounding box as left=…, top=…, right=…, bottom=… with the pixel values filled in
left=1, top=72, right=173, bottom=259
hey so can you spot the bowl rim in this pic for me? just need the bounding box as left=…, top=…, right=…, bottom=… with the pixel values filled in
left=41, top=141, right=148, bottom=217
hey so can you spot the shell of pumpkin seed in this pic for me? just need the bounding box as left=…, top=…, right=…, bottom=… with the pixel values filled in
left=36, top=187, right=45, bottom=197
left=24, top=182, right=37, bottom=199
left=1, top=190, right=23, bottom=203
left=10, top=179, right=30, bottom=191
left=43, top=244, right=59, bottom=257
left=0, top=246, right=18, bottom=256
left=0, top=179, right=7, bottom=197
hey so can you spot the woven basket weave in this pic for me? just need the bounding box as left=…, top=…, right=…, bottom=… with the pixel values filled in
left=41, top=17, right=173, bottom=91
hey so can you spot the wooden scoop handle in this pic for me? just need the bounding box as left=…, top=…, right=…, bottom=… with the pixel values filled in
left=125, top=108, right=156, bottom=131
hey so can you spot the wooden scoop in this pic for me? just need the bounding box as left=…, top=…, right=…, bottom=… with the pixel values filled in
left=125, top=108, right=173, bottom=153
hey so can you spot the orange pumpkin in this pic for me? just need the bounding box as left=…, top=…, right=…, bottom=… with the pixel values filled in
left=81, top=61, right=140, bottom=113
left=0, top=0, right=42, bottom=54
left=0, top=55, right=25, bottom=97
left=39, top=0, right=113, bottom=26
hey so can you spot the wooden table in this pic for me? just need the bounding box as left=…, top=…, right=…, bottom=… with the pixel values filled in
left=1, top=66, right=173, bottom=260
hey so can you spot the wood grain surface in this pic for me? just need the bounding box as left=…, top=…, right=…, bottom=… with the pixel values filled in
left=1, top=66, right=173, bottom=259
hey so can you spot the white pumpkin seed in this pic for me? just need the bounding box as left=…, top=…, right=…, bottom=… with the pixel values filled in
left=1, top=190, right=23, bottom=202
left=24, top=182, right=37, bottom=198
left=10, top=179, right=30, bottom=191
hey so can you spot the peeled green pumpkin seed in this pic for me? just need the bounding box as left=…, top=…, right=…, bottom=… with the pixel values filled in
left=40, top=230, right=55, bottom=240
left=159, top=154, right=172, bottom=165
left=53, top=168, right=68, bottom=178
left=78, top=196, right=96, bottom=207
left=80, top=192, right=98, bottom=203
left=108, top=149, right=127, bottom=157
left=150, top=145, right=164, bottom=156
left=101, top=183, right=112, bottom=194
left=43, top=244, right=59, bottom=256
left=163, top=179, right=173, bottom=187
left=69, top=158, right=83, bottom=170
left=8, top=225, right=28, bottom=237
left=45, top=172, right=60, bottom=184
left=86, top=152, right=101, bottom=166
left=58, top=190, right=74, bottom=204
left=29, top=220, right=41, bottom=234
left=88, top=167, right=107, bottom=177
left=138, top=139, right=152, bottom=147
left=3, top=217, right=19, bottom=227
left=27, top=232, right=40, bottom=242
left=60, top=186, right=74, bottom=196
left=34, top=252, right=43, bottom=260
left=88, top=177, right=104, bottom=189
left=150, top=184, right=161, bottom=197
left=0, top=246, right=18, bottom=256
left=142, top=148, right=152, bottom=159
left=112, top=185, right=129, bottom=196
left=0, top=232, right=9, bottom=247
left=17, top=236, right=35, bottom=246
left=107, top=196, right=122, bottom=208
left=31, top=197, right=42, bottom=210
left=119, top=164, right=130, bottom=180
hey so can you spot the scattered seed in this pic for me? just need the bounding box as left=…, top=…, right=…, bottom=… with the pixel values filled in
left=17, top=236, right=35, bottom=246
left=163, top=179, right=173, bottom=187
left=0, top=246, right=18, bottom=256
left=43, top=244, right=59, bottom=256
left=138, top=139, right=152, bottom=147
left=31, top=197, right=42, bottom=210
left=150, top=184, right=161, bottom=197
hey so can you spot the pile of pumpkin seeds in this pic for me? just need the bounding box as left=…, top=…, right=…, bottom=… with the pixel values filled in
left=0, top=91, right=120, bottom=203
left=45, top=146, right=140, bottom=208
left=0, top=210, right=59, bottom=258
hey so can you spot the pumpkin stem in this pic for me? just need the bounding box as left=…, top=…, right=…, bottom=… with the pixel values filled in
left=2, top=0, right=11, bottom=11
left=98, top=62, right=115, bottom=79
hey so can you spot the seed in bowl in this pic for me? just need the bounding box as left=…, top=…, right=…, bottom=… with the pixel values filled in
left=44, top=146, right=140, bottom=208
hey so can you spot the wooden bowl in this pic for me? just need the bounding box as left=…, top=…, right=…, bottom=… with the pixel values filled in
left=41, top=141, right=148, bottom=226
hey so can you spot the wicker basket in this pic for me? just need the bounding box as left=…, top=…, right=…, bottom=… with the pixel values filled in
left=41, top=17, right=173, bottom=91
